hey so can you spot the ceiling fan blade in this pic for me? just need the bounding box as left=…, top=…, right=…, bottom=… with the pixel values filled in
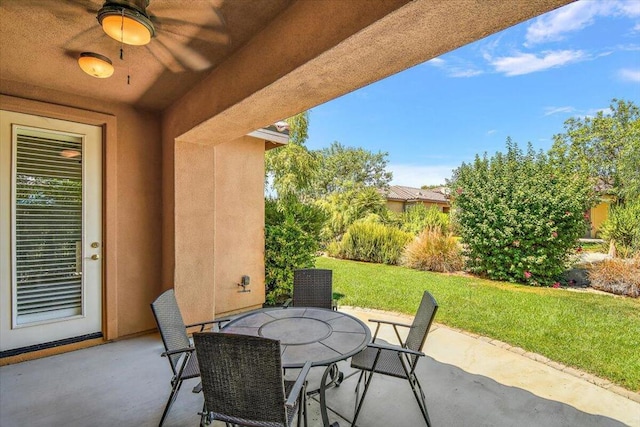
left=148, top=1, right=230, bottom=45
left=155, top=33, right=212, bottom=72
left=64, top=26, right=115, bottom=53
left=146, top=40, right=187, bottom=73
left=155, top=23, right=230, bottom=46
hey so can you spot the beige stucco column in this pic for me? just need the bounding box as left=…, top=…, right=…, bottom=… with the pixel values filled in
left=172, top=135, right=266, bottom=323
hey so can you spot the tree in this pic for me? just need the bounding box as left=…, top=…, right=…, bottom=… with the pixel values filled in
left=316, top=186, right=387, bottom=241
left=265, top=111, right=317, bottom=203
left=264, top=111, right=324, bottom=302
left=551, top=98, right=640, bottom=202
left=306, top=142, right=392, bottom=199
left=449, top=139, right=593, bottom=286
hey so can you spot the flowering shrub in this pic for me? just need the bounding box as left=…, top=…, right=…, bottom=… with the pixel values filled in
left=402, top=227, right=463, bottom=272
left=448, top=140, right=592, bottom=285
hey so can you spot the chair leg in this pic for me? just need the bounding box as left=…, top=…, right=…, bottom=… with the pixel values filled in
left=159, top=378, right=183, bottom=427
left=351, top=370, right=375, bottom=427
left=408, top=375, right=432, bottom=427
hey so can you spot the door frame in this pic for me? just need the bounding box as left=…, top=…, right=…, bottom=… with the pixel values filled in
left=1, top=95, right=118, bottom=343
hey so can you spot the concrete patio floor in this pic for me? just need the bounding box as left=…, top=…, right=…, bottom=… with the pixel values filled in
left=1, top=307, right=638, bottom=427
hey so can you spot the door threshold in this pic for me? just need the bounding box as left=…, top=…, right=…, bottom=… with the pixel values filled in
left=0, top=333, right=104, bottom=365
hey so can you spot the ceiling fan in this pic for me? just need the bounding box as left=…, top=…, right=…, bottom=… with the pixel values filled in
left=66, top=0, right=230, bottom=76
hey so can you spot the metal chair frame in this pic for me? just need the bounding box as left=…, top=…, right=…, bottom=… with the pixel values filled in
left=285, top=268, right=337, bottom=310
left=150, top=289, right=229, bottom=427
left=194, top=332, right=311, bottom=427
left=350, top=291, right=439, bottom=427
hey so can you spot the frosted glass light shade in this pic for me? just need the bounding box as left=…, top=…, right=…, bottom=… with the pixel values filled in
left=101, top=14, right=152, bottom=45
left=78, top=52, right=114, bottom=78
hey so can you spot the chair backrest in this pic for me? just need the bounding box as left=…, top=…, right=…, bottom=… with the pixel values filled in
left=193, top=333, right=287, bottom=425
left=405, top=291, right=439, bottom=358
left=293, top=268, right=333, bottom=309
left=150, top=289, right=191, bottom=375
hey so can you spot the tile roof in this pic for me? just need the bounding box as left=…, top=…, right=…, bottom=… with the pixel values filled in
left=380, top=185, right=449, bottom=203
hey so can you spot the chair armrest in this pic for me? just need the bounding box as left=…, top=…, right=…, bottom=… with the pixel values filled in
left=161, top=346, right=195, bottom=357
left=367, top=342, right=425, bottom=358
left=285, top=361, right=312, bottom=408
left=368, top=319, right=412, bottom=329
left=185, top=318, right=231, bottom=332
left=368, top=319, right=412, bottom=345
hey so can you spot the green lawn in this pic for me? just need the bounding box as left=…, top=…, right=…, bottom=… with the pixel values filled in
left=317, top=256, right=640, bottom=392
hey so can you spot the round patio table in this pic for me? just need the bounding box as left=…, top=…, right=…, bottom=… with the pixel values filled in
left=223, top=307, right=372, bottom=426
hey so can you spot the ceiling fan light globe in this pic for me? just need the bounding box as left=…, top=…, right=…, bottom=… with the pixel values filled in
left=78, top=52, right=114, bottom=78
left=101, top=14, right=152, bottom=46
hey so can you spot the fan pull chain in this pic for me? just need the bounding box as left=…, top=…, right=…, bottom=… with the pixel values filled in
left=120, top=8, right=125, bottom=60
left=119, top=8, right=130, bottom=85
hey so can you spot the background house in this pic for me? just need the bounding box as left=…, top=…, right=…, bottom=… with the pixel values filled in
left=382, top=185, right=450, bottom=213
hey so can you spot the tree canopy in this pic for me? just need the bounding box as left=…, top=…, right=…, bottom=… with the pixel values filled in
left=551, top=98, right=640, bottom=202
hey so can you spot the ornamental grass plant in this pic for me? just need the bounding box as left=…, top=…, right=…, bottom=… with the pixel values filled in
left=339, top=220, right=412, bottom=265
left=402, top=227, right=464, bottom=272
left=589, top=255, right=640, bottom=297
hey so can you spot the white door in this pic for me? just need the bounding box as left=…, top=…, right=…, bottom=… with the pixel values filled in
left=0, top=111, right=102, bottom=354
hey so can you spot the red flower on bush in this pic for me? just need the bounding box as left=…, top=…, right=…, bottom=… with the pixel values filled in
left=576, top=246, right=583, bottom=253
left=551, top=231, right=558, bottom=238
left=553, top=282, right=560, bottom=288
left=456, top=187, right=463, bottom=195
left=524, top=271, right=532, bottom=279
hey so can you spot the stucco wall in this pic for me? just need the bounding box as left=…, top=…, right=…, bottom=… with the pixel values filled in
left=0, top=82, right=163, bottom=338
left=172, top=135, right=266, bottom=325
left=386, top=200, right=449, bottom=213
left=173, top=141, right=216, bottom=324
left=213, top=136, right=265, bottom=316
left=590, top=200, right=611, bottom=238
left=387, top=200, right=405, bottom=213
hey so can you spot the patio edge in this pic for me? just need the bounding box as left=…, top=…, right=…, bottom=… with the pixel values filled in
left=340, top=305, right=640, bottom=404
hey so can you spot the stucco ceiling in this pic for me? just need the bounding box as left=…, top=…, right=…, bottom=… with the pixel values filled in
left=0, top=0, right=574, bottom=118
left=0, top=0, right=293, bottom=111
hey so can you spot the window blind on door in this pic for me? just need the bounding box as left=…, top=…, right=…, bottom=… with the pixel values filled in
left=14, top=130, right=84, bottom=325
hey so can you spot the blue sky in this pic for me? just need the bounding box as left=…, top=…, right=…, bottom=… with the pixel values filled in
left=305, top=0, right=640, bottom=188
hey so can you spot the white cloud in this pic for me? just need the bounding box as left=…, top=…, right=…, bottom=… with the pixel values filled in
left=388, top=164, right=455, bottom=187
left=487, top=129, right=497, bottom=135
left=543, top=106, right=576, bottom=116
left=526, top=0, right=640, bottom=46
left=449, top=69, right=483, bottom=78
left=620, top=0, right=640, bottom=16
left=525, top=2, right=602, bottom=45
left=634, top=23, right=640, bottom=32
left=428, top=56, right=483, bottom=78
left=619, top=68, right=640, bottom=81
left=490, top=50, right=587, bottom=76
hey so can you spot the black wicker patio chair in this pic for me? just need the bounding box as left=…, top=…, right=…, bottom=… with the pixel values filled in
left=193, top=332, right=311, bottom=427
left=285, top=268, right=336, bottom=310
left=350, top=291, right=439, bottom=427
left=150, top=289, right=230, bottom=427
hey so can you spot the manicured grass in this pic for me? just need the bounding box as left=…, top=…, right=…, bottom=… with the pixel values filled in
left=317, top=256, right=640, bottom=392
